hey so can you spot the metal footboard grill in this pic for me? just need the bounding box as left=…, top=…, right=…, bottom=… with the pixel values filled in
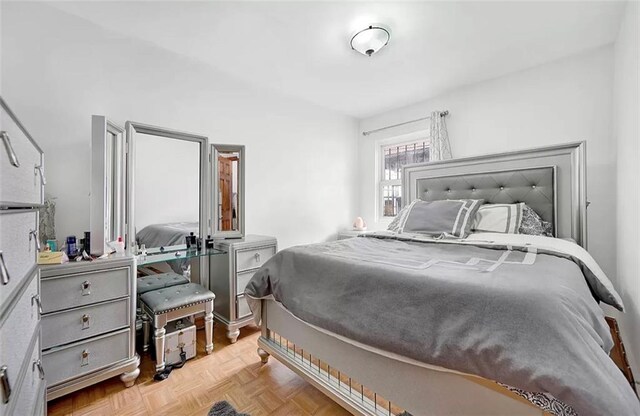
left=262, top=331, right=407, bottom=416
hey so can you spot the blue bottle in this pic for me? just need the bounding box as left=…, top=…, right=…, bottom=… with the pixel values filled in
left=66, top=236, right=77, bottom=257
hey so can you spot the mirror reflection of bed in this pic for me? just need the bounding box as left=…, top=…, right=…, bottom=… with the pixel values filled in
left=217, top=152, right=239, bottom=231
left=134, top=132, right=201, bottom=277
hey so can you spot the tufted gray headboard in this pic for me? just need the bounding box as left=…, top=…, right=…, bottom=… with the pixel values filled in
left=402, top=142, right=587, bottom=248
left=416, top=167, right=555, bottom=228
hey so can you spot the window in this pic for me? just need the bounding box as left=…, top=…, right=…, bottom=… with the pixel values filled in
left=380, top=139, right=430, bottom=217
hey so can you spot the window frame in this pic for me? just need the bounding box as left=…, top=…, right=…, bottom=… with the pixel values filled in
left=376, top=130, right=431, bottom=222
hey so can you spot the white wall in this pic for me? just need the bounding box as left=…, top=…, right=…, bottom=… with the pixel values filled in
left=614, top=0, right=639, bottom=371
left=1, top=2, right=359, bottom=250
left=134, top=134, right=200, bottom=230
left=359, top=46, right=617, bottom=276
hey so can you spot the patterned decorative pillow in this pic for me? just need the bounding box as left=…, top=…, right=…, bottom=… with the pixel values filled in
left=388, top=199, right=483, bottom=238
left=472, top=203, right=525, bottom=234
left=387, top=201, right=414, bottom=233
left=519, top=205, right=554, bottom=237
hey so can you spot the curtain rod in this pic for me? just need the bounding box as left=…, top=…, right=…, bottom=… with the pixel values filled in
left=361, top=110, right=449, bottom=136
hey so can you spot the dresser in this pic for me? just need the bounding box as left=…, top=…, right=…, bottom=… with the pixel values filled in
left=0, top=97, right=46, bottom=416
left=210, top=235, right=277, bottom=343
left=39, top=256, right=140, bottom=400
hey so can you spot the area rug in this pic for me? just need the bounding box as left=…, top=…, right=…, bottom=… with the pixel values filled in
left=208, top=401, right=249, bottom=416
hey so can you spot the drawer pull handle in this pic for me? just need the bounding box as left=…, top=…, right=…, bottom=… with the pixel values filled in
left=34, top=164, right=46, bottom=185
left=254, top=253, right=261, bottom=263
left=0, top=251, right=9, bottom=286
left=81, top=350, right=90, bottom=367
left=1, top=131, right=20, bottom=168
left=31, top=294, right=43, bottom=315
left=81, top=314, right=91, bottom=329
left=29, top=229, right=41, bottom=251
left=0, top=365, right=10, bottom=404
left=32, top=360, right=45, bottom=380
left=81, top=281, right=91, bottom=296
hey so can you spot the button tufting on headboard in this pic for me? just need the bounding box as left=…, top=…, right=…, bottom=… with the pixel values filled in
left=416, top=167, right=555, bottom=226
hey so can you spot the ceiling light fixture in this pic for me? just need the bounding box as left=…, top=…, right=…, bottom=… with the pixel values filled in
left=350, top=25, right=390, bottom=57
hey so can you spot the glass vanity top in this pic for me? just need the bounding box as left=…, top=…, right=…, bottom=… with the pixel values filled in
left=136, top=244, right=225, bottom=266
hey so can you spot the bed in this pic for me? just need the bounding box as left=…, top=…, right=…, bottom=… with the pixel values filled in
left=245, top=142, right=640, bottom=416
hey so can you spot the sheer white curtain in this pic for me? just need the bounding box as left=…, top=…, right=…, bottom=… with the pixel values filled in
left=429, top=111, right=452, bottom=161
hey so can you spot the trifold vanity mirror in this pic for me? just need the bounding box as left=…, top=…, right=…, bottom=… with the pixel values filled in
left=90, top=115, right=245, bottom=286
left=90, top=116, right=126, bottom=255
left=125, top=122, right=208, bottom=253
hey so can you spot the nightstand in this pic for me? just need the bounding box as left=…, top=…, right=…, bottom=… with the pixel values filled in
left=337, top=229, right=374, bottom=240
left=209, top=235, right=277, bottom=343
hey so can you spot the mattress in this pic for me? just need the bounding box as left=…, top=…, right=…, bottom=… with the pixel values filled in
left=245, top=232, right=639, bottom=416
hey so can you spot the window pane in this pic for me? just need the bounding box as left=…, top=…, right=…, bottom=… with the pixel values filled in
left=381, top=139, right=429, bottom=218
left=382, top=185, right=402, bottom=217
left=382, top=139, right=429, bottom=178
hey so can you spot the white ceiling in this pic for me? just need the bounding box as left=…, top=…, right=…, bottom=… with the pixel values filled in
left=50, top=1, right=626, bottom=118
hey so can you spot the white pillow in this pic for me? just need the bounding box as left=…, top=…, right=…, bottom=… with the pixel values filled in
left=472, top=203, right=524, bottom=234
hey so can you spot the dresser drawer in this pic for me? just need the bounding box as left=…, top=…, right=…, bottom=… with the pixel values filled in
left=0, top=272, right=39, bottom=408
left=236, top=270, right=256, bottom=295
left=236, top=294, right=251, bottom=319
left=9, top=336, right=44, bottom=416
left=42, top=298, right=130, bottom=350
left=0, top=210, right=38, bottom=317
left=42, top=329, right=129, bottom=387
left=236, top=246, right=275, bottom=273
left=41, top=267, right=129, bottom=313
left=0, top=106, right=43, bottom=207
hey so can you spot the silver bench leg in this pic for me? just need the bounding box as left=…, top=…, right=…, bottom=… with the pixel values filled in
left=142, top=314, right=150, bottom=352
left=153, top=314, right=168, bottom=373
left=154, top=326, right=166, bottom=372
left=205, top=300, right=214, bottom=354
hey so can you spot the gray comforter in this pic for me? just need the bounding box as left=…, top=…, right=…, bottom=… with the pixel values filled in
left=245, top=235, right=640, bottom=416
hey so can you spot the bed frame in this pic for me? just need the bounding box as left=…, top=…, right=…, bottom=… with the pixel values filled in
left=256, top=142, right=587, bottom=415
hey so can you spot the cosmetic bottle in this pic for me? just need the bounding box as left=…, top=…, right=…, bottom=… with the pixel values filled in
left=114, top=236, right=125, bottom=254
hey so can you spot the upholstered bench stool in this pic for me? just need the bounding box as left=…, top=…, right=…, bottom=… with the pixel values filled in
left=139, top=282, right=215, bottom=373
left=137, top=272, right=190, bottom=295
left=137, top=273, right=190, bottom=352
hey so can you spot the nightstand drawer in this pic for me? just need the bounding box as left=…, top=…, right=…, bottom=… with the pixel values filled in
left=43, top=329, right=129, bottom=387
left=41, top=267, right=129, bottom=313
left=236, top=294, right=251, bottom=319
left=236, top=246, right=275, bottom=273
left=236, top=270, right=255, bottom=295
left=42, top=298, right=130, bottom=350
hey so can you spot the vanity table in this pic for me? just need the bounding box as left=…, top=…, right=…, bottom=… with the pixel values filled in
left=136, top=246, right=222, bottom=372
left=39, top=256, right=140, bottom=400
left=210, top=235, right=277, bottom=343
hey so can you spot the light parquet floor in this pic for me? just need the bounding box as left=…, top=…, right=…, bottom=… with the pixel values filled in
left=47, top=324, right=351, bottom=416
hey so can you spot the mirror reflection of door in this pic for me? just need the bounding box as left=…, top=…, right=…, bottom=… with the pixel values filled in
left=218, top=153, right=239, bottom=231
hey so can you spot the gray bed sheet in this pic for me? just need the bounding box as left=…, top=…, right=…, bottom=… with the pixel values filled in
left=245, top=235, right=640, bottom=416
